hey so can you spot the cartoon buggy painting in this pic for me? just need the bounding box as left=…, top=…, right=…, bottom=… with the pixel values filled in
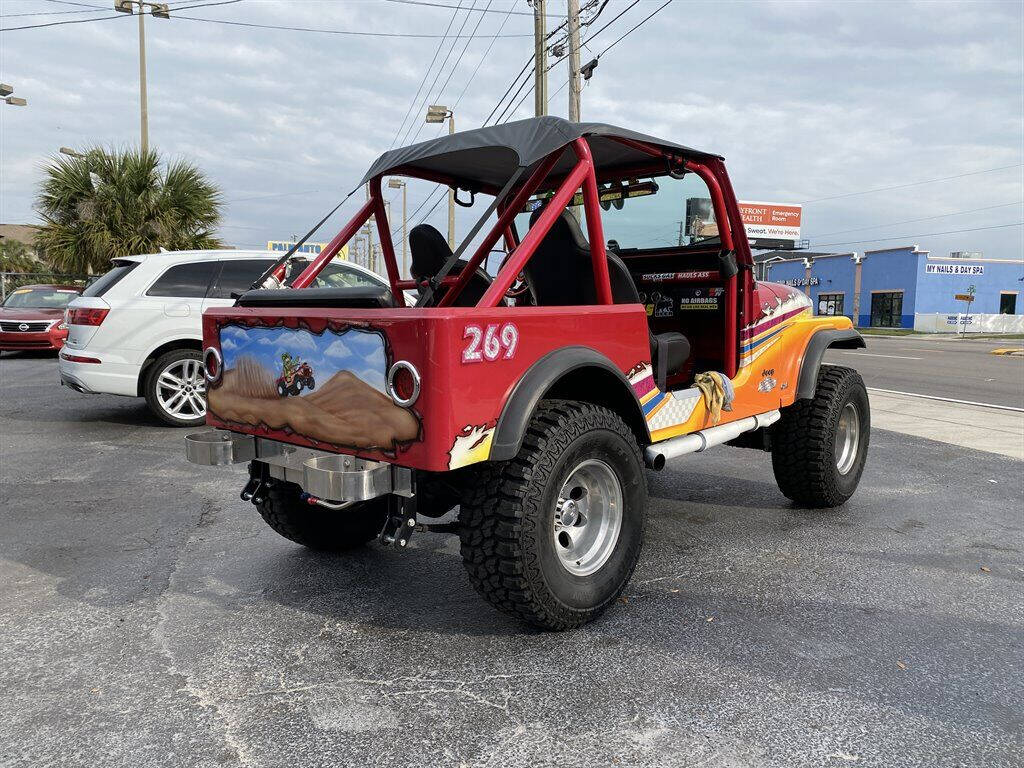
left=276, top=353, right=315, bottom=397
left=186, top=117, right=869, bottom=631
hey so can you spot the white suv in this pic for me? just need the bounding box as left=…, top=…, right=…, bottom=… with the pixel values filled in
left=59, top=249, right=388, bottom=427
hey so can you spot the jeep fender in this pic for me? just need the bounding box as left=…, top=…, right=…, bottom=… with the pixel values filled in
left=796, top=328, right=866, bottom=400
left=489, top=346, right=649, bottom=461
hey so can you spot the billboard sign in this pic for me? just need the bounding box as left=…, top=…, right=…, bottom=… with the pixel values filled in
left=738, top=201, right=802, bottom=244
left=684, top=199, right=803, bottom=248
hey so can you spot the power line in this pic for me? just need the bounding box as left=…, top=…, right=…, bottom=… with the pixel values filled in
left=451, top=1, right=516, bottom=110
left=384, top=0, right=566, bottom=17
left=812, top=222, right=1023, bottom=249
left=802, top=164, right=1024, bottom=204
left=592, top=0, right=670, bottom=58
left=431, top=0, right=493, bottom=109
left=2, top=5, right=106, bottom=19
left=399, top=0, right=477, bottom=147
left=482, top=53, right=534, bottom=125
left=1, top=0, right=241, bottom=30
left=169, top=13, right=531, bottom=38
left=387, top=2, right=464, bottom=149
left=807, top=201, right=1024, bottom=239
left=502, top=0, right=652, bottom=123
left=545, top=0, right=638, bottom=73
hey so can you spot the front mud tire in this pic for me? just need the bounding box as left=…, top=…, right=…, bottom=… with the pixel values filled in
left=771, top=364, right=870, bottom=507
left=255, top=479, right=388, bottom=551
left=459, top=401, right=647, bottom=631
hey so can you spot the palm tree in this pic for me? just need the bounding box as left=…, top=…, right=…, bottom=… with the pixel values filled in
left=35, top=148, right=223, bottom=273
left=0, top=239, right=42, bottom=273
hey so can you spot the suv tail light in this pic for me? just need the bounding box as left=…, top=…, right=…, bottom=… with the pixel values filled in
left=68, top=307, right=109, bottom=326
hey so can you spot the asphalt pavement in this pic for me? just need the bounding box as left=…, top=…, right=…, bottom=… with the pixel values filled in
left=1, top=352, right=1022, bottom=768
left=825, top=334, right=1024, bottom=409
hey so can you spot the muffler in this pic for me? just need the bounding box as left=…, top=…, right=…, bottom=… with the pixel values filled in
left=645, top=410, right=781, bottom=470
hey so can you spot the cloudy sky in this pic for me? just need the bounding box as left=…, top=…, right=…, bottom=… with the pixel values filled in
left=1, top=0, right=1021, bottom=264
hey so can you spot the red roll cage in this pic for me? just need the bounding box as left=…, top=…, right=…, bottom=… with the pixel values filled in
left=289, top=135, right=753, bottom=378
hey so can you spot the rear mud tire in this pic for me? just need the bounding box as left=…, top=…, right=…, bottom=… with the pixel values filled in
left=255, top=480, right=388, bottom=551
left=459, top=400, right=647, bottom=631
left=771, top=364, right=870, bottom=507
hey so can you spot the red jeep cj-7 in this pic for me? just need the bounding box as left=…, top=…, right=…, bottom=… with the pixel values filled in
left=186, top=117, right=869, bottom=630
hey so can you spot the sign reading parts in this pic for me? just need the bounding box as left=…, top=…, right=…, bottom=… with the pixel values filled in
left=926, top=263, right=984, bottom=276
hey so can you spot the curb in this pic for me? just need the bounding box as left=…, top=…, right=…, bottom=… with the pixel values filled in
left=990, top=348, right=1024, bottom=356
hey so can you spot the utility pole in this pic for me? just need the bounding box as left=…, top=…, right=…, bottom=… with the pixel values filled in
left=533, top=0, right=548, bottom=116
left=114, top=1, right=169, bottom=154
left=566, top=0, right=581, bottom=121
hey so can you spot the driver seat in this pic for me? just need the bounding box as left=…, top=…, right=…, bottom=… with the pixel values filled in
left=524, top=209, right=690, bottom=390
left=409, top=224, right=491, bottom=307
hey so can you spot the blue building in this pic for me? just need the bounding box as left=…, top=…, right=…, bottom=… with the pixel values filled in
left=761, top=246, right=1024, bottom=328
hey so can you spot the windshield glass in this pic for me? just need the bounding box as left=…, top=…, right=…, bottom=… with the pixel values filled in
left=2, top=287, right=80, bottom=308
left=514, top=174, right=719, bottom=252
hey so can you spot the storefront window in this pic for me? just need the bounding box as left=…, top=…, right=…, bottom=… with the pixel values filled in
left=870, top=291, right=903, bottom=327
left=817, top=292, right=845, bottom=316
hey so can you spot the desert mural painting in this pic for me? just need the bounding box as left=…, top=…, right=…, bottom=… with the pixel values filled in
left=208, top=324, right=420, bottom=450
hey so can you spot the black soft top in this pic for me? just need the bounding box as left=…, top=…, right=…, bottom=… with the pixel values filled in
left=359, top=116, right=721, bottom=191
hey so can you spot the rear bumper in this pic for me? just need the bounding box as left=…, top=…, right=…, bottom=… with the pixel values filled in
left=58, top=352, right=140, bottom=397
left=185, top=429, right=413, bottom=503
left=0, top=329, right=65, bottom=351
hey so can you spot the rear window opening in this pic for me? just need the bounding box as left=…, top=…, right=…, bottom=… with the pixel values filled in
left=82, top=260, right=140, bottom=297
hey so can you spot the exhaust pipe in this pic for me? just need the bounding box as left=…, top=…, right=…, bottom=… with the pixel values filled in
left=644, top=410, right=781, bottom=470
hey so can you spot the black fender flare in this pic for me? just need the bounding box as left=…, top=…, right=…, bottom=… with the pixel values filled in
left=796, top=328, right=866, bottom=399
left=489, top=346, right=649, bottom=461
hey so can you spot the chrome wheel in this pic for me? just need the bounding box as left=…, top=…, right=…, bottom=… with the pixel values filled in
left=156, top=358, right=206, bottom=420
left=553, top=459, right=623, bottom=577
left=834, top=401, right=860, bottom=475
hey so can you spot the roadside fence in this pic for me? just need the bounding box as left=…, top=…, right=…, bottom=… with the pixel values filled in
left=914, top=312, right=1024, bottom=334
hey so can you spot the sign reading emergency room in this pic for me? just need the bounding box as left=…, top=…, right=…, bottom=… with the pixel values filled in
left=738, top=201, right=802, bottom=243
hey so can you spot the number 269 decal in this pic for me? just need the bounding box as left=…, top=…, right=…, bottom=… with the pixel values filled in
left=462, top=323, right=518, bottom=363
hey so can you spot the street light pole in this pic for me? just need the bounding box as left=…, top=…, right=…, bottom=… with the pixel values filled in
left=387, top=178, right=408, bottom=278
left=425, top=105, right=456, bottom=249
left=114, top=1, right=169, bottom=153
left=138, top=8, right=148, bottom=153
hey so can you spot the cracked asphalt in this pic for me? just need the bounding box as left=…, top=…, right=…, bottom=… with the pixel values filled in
left=2, top=352, right=1022, bottom=768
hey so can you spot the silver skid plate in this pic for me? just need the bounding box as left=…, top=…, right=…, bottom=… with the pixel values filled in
left=185, top=429, right=411, bottom=503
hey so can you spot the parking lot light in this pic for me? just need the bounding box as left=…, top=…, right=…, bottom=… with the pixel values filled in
left=3, top=97, right=27, bottom=107
left=424, top=106, right=455, bottom=247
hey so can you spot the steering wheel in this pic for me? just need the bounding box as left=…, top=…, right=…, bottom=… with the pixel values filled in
left=495, top=249, right=534, bottom=303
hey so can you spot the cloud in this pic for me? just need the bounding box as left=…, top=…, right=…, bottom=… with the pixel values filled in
left=0, top=0, right=1020, bottom=261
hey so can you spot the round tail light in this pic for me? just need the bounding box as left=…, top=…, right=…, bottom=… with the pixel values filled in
left=204, top=346, right=223, bottom=384
left=386, top=360, right=420, bottom=407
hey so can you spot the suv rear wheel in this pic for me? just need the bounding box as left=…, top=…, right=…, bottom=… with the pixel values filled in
left=459, top=400, right=647, bottom=630
left=144, top=348, right=207, bottom=427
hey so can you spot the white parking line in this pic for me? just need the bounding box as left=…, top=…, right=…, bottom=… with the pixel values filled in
left=840, top=352, right=923, bottom=360
left=867, top=387, right=1024, bottom=413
